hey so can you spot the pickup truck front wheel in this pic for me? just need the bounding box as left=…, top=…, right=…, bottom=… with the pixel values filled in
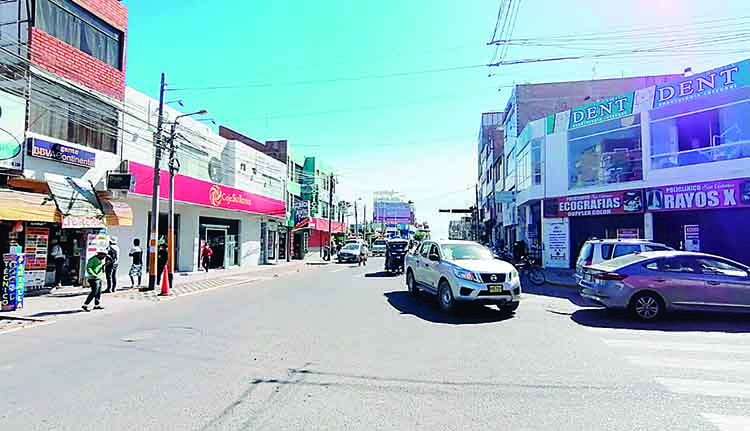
left=406, top=270, right=419, bottom=297
left=438, top=280, right=455, bottom=312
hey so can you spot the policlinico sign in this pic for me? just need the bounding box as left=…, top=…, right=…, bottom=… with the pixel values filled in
left=646, top=178, right=750, bottom=212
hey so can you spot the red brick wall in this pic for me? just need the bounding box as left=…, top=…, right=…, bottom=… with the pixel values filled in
left=29, top=0, right=128, bottom=100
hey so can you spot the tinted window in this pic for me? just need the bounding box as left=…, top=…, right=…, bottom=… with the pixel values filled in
left=612, top=244, right=641, bottom=258
left=597, top=253, right=648, bottom=270
left=420, top=243, right=431, bottom=257
left=644, top=261, right=659, bottom=271
left=662, top=257, right=698, bottom=273
left=645, top=244, right=671, bottom=252
left=600, top=244, right=614, bottom=260
left=430, top=245, right=441, bottom=258
left=695, top=258, right=748, bottom=277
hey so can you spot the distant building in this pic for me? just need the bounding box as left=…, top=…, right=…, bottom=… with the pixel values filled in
left=449, top=216, right=474, bottom=241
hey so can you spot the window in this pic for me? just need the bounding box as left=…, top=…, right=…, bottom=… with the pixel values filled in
left=644, top=244, right=671, bottom=252
left=240, top=163, right=247, bottom=172
left=600, top=244, right=614, bottom=260
left=29, top=76, right=118, bottom=153
left=611, top=244, right=641, bottom=259
left=695, top=258, right=748, bottom=277
left=661, top=257, right=698, bottom=273
left=440, top=243, right=493, bottom=260
left=532, top=138, right=543, bottom=185
left=568, top=115, right=642, bottom=189
left=644, top=261, right=659, bottom=271
left=419, top=243, right=431, bottom=257
left=651, top=99, right=750, bottom=169
left=504, top=146, right=516, bottom=190
left=517, top=137, right=543, bottom=191
left=35, top=0, right=123, bottom=70
left=430, top=244, right=441, bottom=258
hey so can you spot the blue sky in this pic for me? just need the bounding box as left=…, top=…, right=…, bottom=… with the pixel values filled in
left=124, top=0, right=750, bottom=238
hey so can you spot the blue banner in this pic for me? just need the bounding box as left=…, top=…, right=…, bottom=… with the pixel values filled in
left=28, top=138, right=96, bottom=168
left=1, top=253, right=24, bottom=312
left=654, top=59, right=750, bottom=108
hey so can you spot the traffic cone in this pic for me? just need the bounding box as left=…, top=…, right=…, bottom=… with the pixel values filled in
left=158, top=265, right=171, bottom=296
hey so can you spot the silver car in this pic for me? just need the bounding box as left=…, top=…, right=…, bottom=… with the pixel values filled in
left=404, top=240, right=521, bottom=313
left=579, top=251, right=750, bottom=321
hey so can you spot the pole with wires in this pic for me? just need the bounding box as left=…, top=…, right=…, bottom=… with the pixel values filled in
left=145, top=73, right=166, bottom=292
left=328, top=174, right=334, bottom=259
left=163, top=121, right=179, bottom=295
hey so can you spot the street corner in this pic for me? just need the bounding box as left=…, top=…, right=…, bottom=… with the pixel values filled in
left=0, top=316, right=52, bottom=334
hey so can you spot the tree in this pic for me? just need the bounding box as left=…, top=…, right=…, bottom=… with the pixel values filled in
left=414, top=231, right=426, bottom=241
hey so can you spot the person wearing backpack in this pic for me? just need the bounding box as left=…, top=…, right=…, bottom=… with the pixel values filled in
left=104, top=237, right=120, bottom=293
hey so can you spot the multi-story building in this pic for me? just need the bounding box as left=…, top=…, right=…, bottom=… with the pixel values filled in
left=477, top=111, right=504, bottom=246
left=512, top=59, right=750, bottom=268
left=299, top=156, right=344, bottom=253
left=373, top=190, right=413, bottom=238
left=449, top=216, right=474, bottom=240
left=113, top=89, right=286, bottom=278
left=0, top=0, right=130, bottom=291
left=498, top=74, right=681, bottom=248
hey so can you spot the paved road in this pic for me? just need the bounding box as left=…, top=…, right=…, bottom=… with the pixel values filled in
left=3, top=258, right=750, bottom=430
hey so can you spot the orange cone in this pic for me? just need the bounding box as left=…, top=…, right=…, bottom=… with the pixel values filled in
left=159, top=265, right=170, bottom=296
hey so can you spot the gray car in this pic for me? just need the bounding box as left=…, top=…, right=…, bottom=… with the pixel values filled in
left=579, top=250, right=750, bottom=321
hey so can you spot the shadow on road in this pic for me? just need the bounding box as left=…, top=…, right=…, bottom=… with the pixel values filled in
left=571, top=308, right=750, bottom=333
left=521, top=282, right=593, bottom=307
left=364, top=271, right=402, bottom=278
left=384, top=291, right=514, bottom=324
left=28, top=309, right=86, bottom=318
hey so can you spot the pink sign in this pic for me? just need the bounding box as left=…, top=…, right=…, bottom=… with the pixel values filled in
left=646, top=178, right=750, bottom=212
left=308, top=217, right=346, bottom=233
left=129, top=161, right=285, bottom=218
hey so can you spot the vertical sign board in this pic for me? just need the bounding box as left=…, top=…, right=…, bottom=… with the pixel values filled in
left=1, top=253, right=25, bottom=312
left=684, top=225, right=701, bottom=252
left=24, top=227, right=49, bottom=290
left=544, top=219, right=569, bottom=268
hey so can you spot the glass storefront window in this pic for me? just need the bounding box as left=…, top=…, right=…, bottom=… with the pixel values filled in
left=651, top=99, right=750, bottom=169
left=568, top=115, right=642, bottom=189
left=531, top=138, right=543, bottom=185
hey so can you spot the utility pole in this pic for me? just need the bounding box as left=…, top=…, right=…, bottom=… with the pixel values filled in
left=327, top=174, right=334, bottom=260
left=354, top=201, right=358, bottom=238
left=165, top=122, right=179, bottom=295
left=145, top=73, right=166, bottom=291
left=475, top=183, right=480, bottom=242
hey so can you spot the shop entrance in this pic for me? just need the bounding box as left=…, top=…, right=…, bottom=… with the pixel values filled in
left=205, top=227, right=228, bottom=269
left=199, top=217, right=240, bottom=269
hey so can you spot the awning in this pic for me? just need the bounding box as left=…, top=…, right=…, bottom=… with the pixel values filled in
left=97, top=191, right=133, bottom=227
left=0, top=188, right=58, bottom=222
left=45, top=174, right=105, bottom=229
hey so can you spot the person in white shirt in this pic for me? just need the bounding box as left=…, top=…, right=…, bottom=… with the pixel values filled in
left=50, top=240, right=65, bottom=290
left=128, top=238, right=143, bottom=288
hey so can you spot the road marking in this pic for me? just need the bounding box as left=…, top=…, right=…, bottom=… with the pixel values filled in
left=700, top=413, right=750, bottom=431
left=604, top=338, right=750, bottom=355
left=627, top=355, right=750, bottom=372
left=656, top=378, right=750, bottom=399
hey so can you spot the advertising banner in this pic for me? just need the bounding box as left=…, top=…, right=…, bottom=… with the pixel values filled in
left=373, top=201, right=411, bottom=224
left=24, top=227, right=49, bottom=291
left=569, top=92, right=635, bottom=129
left=0, top=91, right=26, bottom=173
left=617, top=228, right=640, bottom=239
left=1, top=253, right=25, bottom=312
left=684, top=224, right=701, bottom=252
left=654, top=59, right=750, bottom=108
left=129, top=161, right=285, bottom=218
left=646, top=178, right=750, bottom=212
left=544, top=189, right=644, bottom=218
left=543, top=219, right=569, bottom=268
left=28, top=138, right=96, bottom=168
left=308, top=217, right=345, bottom=233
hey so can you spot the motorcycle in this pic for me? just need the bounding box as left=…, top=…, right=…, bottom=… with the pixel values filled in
left=384, top=239, right=409, bottom=273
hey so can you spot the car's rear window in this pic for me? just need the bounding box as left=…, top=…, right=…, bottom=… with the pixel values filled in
left=577, top=243, right=593, bottom=263
left=374, top=240, right=386, bottom=246
left=600, top=244, right=614, bottom=260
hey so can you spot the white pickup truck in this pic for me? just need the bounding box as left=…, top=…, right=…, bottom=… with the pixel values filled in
left=404, top=239, right=521, bottom=313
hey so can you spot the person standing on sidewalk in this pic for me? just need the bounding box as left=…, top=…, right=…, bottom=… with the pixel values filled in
left=201, top=244, right=213, bottom=272
left=104, top=237, right=120, bottom=293
left=156, top=243, right=168, bottom=284
left=82, top=251, right=109, bottom=312
left=50, top=240, right=65, bottom=291
left=128, top=238, right=143, bottom=289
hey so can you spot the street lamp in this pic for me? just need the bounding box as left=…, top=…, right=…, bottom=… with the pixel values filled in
left=162, top=109, right=207, bottom=295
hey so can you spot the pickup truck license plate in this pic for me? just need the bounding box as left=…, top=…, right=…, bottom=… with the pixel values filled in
left=489, top=285, right=504, bottom=293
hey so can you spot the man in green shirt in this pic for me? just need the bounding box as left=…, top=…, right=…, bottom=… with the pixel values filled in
left=82, top=251, right=109, bottom=312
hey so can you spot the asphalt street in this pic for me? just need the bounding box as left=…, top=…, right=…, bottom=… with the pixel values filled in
left=3, top=257, right=750, bottom=430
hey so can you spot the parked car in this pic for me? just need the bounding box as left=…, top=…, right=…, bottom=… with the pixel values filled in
left=404, top=240, right=521, bottom=313
left=338, top=242, right=367, bottom=263
left=579, top=250, right=750, bottom=321
left=576, top=239, right=673, bottom=283
left=371, top=239, right=387, bottom=256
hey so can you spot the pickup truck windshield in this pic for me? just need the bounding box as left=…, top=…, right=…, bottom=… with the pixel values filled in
left=440, top=244, right=494, bottom=260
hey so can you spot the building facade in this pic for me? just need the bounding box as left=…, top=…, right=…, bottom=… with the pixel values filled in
left=498, top=74, right=682, bottom=249
left=477, top=111, right=504, bottom=246
left=511, top=59, right=750, bottom=267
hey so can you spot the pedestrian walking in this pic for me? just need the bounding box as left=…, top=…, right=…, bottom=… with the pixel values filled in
left=358, top=244, right=367, bottom=267
left=50, top=240, right=65, bottom=291
left=82, top=250, right=108, bottom=312
left=104, top=237, right=120, bottom=293
left=128, top=238, right=143, bottom=288
left=157, top=243, right=168, bottom=284
left=201, top=244, right=213, bottom=272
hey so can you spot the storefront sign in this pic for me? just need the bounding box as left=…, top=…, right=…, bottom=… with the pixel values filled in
left=129, top=161, right=285, bottom=217
left=547, top=223, right=568, bottom=262
left=294, top=201, right=310, bottom=224
left=646, top=178, right=750, bottom=212
left=684, top=224, right=701, bottom=252
left=1, top=253, right=24, bottom=311
left=569, top=92, right=635, bottom=129
left=308, top=217, right=345, bottom=233
left=617, top=228, right=639, bottom=239
left=62, top=215, right=105, bottom=229
left=28, top=138, right=96, bottom=168
left=544, top=190, right=644, bottom=218
left=654, top=60, right=750, bottom=108
left=0, top=91, right=26, bottom=173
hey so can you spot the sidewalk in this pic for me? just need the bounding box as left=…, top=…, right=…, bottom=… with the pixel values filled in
left=0, top=257, right=315, bottom=333
left=543, top=268, right=578, bottom=288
